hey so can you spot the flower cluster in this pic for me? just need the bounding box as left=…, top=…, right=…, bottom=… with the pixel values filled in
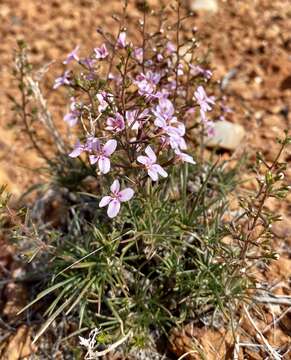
left=54, top=30, right=220, bottom=218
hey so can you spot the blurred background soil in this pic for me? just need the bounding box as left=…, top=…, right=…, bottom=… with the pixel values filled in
left=0, top=0, right=290, bottom=358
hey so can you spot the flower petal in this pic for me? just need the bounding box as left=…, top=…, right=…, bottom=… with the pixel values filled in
left=107, top=199, right=121, bottom=218
left=69, top=142, right=83, bottom=157
left=110, top=180, right=120, bottom=194
left=137, top=155, right=149, bottom=165
left=154, top=118, right=167, bottom=129
left=64, top=113, right=78, bottom=127
left=98, top=157, right=110, bottom=174
left=89, top=155, right=98, bottom=164
left=103, top=139, right=117, bottom=156
left=119, top=188, right=134, bottom=202
left=182, top=154, right=196, bottom=164
left=148, top=168, right=158, bottom=181
left=153, top=164, right=168, bottom=178
left=145, top=146, right=157, bottom=162
left=99, top=196, right=112, bottom=208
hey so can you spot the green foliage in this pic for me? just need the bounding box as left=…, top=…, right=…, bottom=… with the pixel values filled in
left=12, top=159, right=243, bottom=341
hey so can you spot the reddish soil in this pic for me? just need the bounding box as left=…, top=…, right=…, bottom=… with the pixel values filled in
left=0, top=0, right=290, bottom=358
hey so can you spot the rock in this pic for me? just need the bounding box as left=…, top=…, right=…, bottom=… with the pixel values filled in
left=206, top=120, right=246, bottom=151
left=190, top=0, right=218, bottom=13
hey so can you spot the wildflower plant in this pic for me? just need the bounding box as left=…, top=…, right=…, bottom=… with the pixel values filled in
left=12, top=0, right=290, bottom=356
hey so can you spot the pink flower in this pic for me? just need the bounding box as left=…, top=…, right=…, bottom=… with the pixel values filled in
left=174, top=149, right=196, bottom=164
left=169, top=133, right=187, bottom=150
left=137, top=146, right=168, bottom=181
left=117, top=31, right=127, bottom=48
left=89, top=139, right=117, bottom=174
left=160, top=133, right=187, bottom=151
left=126, top=109, right=149, bottom=131
left=153, top=98, right=186, bottom=149
left=134, top=71, right=161, bottom=99
left=177, top=63, right=184, bottom=76
left=69, top=137, right=99, bottom=158
left=64, top=98, right=81, bottom=127
left=166, top=41, right=176, bottom=54
left=194, top=86, right=215, bottom=112
left=194, top=86, right=215, bottom=122
left=96, top=91, right=114, bottom=113
left=153, top=98, right=175, bottom=122
left=99, top=180, right=134, bottom=218
left=157, top=53, right=163, bottom=62
left=190, top=65, right=212, bottom=80
left=94, top=44, right=109, bottom=59
left=134, top=47, right=143, bottom=63
left=106, top=113, right=125, bottom=132
left=53, top=70, right=71, bottom=89
left=63, top=45, right=80, bottom=64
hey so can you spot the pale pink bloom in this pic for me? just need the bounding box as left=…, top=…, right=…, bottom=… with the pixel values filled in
left=69, top=136, right=99, bottom=158
left=134, top=71, right=161, bottom=99
left=190, top=65, right=212, bottom=80
left=174, top=149, right=196, bottom=164
left=137, top=146, right=167, bottom=181
left=106, top=113, right=125, bottom=132
left=153, top=98, right=186, bottom=144
left=177, top=63, right=184, bottom=76
left=205, top=120, right=215, bottom=137
left=166, top=41, right=176, bottom=54
left=126, top=109, right=149, bottom=131
left=194, top=86, right=215, bottom=112
left=157, top=53, right=163, bottom=62
left=117, top=31, right=127, bottom=48
left=154, top=117, right=184, bottom=138
left=64, top=98, right=81, bottom=127
left=99, top=180, right=134, bottom=218
left=161, top=133, right=187, bottom=151
left=89, top=139, right=117, bottom=174
left=94, top=44, right=109, bottom=59
left=134, top=47, right=143, bottom=63
left=96, top=91, right=114, bottom=113
left=194, top=85, right=215, bottom=122
left=69, top=140, right=85, bottom=158
left=153, top=98, right=175, bottom=121
left=63, top=45, right=80, bottom=64
left=53, top=70, right=71, bottom=89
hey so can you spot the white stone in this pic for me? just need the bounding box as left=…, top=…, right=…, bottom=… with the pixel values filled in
left=206, top=120, right=246, bottom=150
left=190, top=0, right=218, bottom=13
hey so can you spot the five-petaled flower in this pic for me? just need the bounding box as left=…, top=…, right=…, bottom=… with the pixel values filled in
left=99, top=180, right=134, bottom=218
left=137, top=146, right=168, bottom=181
left=63, top=45, right=80, bottom=65
left=89, top=139, right=117, bottom=174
